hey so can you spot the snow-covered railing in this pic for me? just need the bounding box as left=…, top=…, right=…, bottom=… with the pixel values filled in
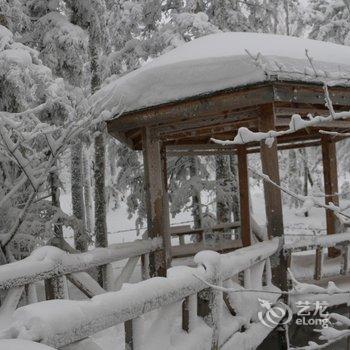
left=0, top=238, right=162, bottom=319
left=170, top=221, right=242, bottom=258
left=0, top=239, right=280, bottom=350
left=284, top=232, right=350, bottom=281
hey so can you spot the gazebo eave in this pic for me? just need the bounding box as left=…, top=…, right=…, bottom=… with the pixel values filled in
left=107, top=80, right=350, bottom=150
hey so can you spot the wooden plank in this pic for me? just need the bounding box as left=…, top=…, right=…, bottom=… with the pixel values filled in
left=107, top=84, right=274, bottom=133
left=142, top=128, right=171, bottom=277
left=166, top=140, right=321, bottom=157
left=141, top=253, right=150, bottom=280
left=25, top=283, right=38, bottom=304
left=67, top=272, right=106, bottom=298
left=321, top=135, right=340, bottom=258
left=155, top=107, right=258, bottom=137
left=259, top=104, right=288, bottom=294
left=0, top=286, right=24, bottom=315
left=170, top=225, right=192, bottom=234
left=273, top=82, right=350, bottom=106
left=237, top=146, right=251, bottom=247
left=114, top=256, right=140, bottom=291
left=171, top=239, right=242, bottom=258
left=170, top=222, right=240, bottom=237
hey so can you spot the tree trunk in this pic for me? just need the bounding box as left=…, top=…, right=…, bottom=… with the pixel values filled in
left=94, top=133, right=108, bottom=250
left=189, top=157, right=203, bottom=230
left=89, top=33, right=108, bottom=286
left=215, top=155, right=231, bottom=240
left=300, top=149, right=309, bottom=217
left=283, top=0, right=290, bottom=35
left=71, top=141, right=87, bottom=251
left=288, top=149, right=299, bottom=209
left=49, top=170, right=64, bottom=244
left=83, top=147, right=93, bottom=235
left=229, top=155, right=240, bottom=221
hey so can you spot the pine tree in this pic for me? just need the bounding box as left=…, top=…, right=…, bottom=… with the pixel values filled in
left=308, top=0, right=350, bottom=44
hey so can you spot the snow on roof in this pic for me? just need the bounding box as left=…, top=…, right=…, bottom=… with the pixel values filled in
left=90, top=32, right=350, bottom=118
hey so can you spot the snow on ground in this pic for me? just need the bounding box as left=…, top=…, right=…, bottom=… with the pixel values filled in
left=0, top=339, right=56, bottom=350
left=90, top=32, right=350, bottom=118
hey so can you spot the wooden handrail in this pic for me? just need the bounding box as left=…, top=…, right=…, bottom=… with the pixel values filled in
left=284, top=232, right=350, bottom=281
left=0, top=238, right=162, bottom=290
left=170, top=222, right=241, bottom=237
left=0, top=239, right=279, bottom=348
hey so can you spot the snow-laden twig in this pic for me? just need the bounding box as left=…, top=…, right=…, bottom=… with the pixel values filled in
left=0, top=98, right=123, bottom=248
left=193, top=272, right=350, bottom=296
left=249, top=167, right=350, bottom=221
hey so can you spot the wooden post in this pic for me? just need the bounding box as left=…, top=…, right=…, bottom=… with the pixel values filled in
left=182, top=294, right=197, bottom=332
left=237, top=146, right=251, bottom=247
left=259, top=104, right=286, bottom=288
left=259, top=104, right=288, bottom=350
left=45, top=276, right=69, bottom=300
left=341, top=245, right=350, bottom=275
left=125, top=318, right=142, bottom=350
left=321, top=136, right=340, bottom=258
left=142, top=128, right=171, bottom=277
left=314, top=246, right=324, bottom=280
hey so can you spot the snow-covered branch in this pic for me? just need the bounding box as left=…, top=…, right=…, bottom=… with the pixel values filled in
left=249, top=167, right=350, bottom=221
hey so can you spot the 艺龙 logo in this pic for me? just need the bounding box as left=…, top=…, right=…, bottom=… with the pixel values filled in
left=258, top=298, right=293, bottom=328
left=258, top=298, right=331, bottom=329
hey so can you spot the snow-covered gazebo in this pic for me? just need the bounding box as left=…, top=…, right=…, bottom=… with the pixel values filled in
left=92, top=32, right=350, bottom=289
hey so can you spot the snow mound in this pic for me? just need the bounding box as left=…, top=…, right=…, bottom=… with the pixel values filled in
left=90, top=32, right=350, bottom=118
left=0, top=339, right=56, bottom=350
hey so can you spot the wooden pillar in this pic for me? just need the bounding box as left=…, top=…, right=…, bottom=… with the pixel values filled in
left=259, top=104, right=288, bottom=349
left=142, top=127, right=171, bottom=277
left=259, top=105, right=284, bottom=241
left=237, top=146, right=251, bottom=247
left=259, top=106, right=286, bottom=283
left=321, top=135, right=340, bottom=258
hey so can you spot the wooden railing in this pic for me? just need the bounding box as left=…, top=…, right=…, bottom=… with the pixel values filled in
left=284, top=232, right=350, bottom=281
left=0, top=237, right=162, bottom=309
left=0, top=239, right=280, bottom=350
left=170, top=221, right=242, bottom=258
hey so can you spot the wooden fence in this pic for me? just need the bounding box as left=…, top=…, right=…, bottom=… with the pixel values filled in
left=0, top=237, right=162, bottom=308
left=284, top=232, right=350, bottom=281
left=0, top=238, right=280, bottom=350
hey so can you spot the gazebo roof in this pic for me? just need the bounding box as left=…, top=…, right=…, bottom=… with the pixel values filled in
left=96, top=32, right=350, bottom=150
left=92, top=32, right=350, bottom=117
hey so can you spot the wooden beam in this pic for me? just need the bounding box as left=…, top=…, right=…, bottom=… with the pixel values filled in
left=259, top=104, right=288, bottom=298
left=237, top=147, right=251, bottom=247
left=166, top=140, right=322, bottom=157
left=170, top=222, right=240, bottom=237
left=321, top=135, right=340, bottom=258
left=155, top=107, right=259, bottom=136
left=142, top=128, right=171, bottom=277
left=171, top=239, right=242, bottom=259
left=107, top=84, right=274, bottom=133
left=273, top=82, right=350, bottom=106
